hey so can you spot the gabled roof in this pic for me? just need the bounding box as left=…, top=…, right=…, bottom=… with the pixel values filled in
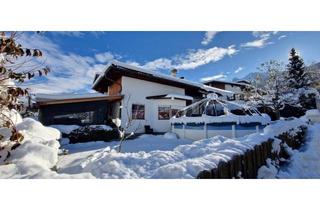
left=92, top=61, right=235, bottom=96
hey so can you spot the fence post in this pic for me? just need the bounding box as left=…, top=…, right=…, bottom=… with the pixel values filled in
left=204, top=122, right=208, bottom=139
left=232, top=124, right=236, bottom=138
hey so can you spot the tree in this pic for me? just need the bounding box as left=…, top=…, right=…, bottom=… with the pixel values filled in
left=115, top=94, right=141, bottom=152
left=305, top=62, right=320, bottom=90
left=284, top=49, right=319, bottom=112
left=286, top=48, right=309, bottom=89
left=0, top=32, right=49, bottom=160
left=257, top=60, right=286, bottom=119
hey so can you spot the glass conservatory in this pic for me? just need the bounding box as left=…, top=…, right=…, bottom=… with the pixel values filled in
left=170, top=94, right=271, bottom=140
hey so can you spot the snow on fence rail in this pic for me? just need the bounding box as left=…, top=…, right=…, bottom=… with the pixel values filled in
left=67, top=118, right=307, bottom=179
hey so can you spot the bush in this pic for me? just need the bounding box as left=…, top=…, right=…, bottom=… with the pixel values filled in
left=280, top=104, right=305, bottom=118
left=68, top=125, right=119, bottom=144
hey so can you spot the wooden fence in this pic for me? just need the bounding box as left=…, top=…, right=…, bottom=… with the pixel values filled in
left=196, top=125, right=307, bottom=179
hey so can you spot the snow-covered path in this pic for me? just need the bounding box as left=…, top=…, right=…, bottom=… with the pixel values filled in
left=278, top=123, right=320, bottom=178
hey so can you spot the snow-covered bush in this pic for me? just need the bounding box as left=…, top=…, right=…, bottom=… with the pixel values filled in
left=68, top=125, right=119, bottom=143
left=49, top=124, right=80, bottom=137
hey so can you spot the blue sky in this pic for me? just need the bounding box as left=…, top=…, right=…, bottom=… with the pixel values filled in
left=17, top=31, right=320, bottom=94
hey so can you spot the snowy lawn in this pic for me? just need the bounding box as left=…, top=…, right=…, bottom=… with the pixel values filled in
left=57, top=134, right=193, bottom=175
left=61, top=133, right=192, bottom=154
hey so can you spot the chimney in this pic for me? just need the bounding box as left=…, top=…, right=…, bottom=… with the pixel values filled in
left=170, top=68, right=178, bottom=77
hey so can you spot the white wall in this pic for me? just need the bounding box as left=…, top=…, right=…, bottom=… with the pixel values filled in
left=225, top=84, right=242, bottom=94
left=121, top=76, right=186, bottom=133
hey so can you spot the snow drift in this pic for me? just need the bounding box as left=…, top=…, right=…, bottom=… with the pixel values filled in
left=0, top=112, right=93, bottom=178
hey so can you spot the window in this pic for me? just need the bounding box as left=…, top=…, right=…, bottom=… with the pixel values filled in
left=52, top=111, right=95, bottom=124
left=158, top=106, right=171, bottom=120
left=132, top=104, right=145, bottom=119
left=158, top=106, right=183, bottom=120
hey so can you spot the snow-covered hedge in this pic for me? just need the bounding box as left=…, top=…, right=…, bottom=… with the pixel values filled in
left=68, top=125, right=119, bottom=143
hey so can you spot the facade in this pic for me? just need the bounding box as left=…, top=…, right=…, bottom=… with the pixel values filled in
left=120, top=76, right=188, bottom=133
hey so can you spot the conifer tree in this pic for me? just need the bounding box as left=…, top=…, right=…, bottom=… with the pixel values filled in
left=286, top=48, right=309, bottom=89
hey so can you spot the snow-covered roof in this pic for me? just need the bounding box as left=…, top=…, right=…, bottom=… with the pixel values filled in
left=35, top=93, right=107, bottom=102
left=202, top=78, right=247, bottom=87
left=202, top=85, right=235, bottom=96
left=146, top=93, right=194, bottom=101
left=165, top=94, right=193, bottom=101
left=93, top=60, right=235, bottom=97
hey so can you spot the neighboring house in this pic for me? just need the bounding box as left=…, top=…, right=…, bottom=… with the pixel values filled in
left=203, top=79, right=249, bottom=100
left=92, top=61, right=234, bottom=133
left=203, top=79, right=266, bottom=101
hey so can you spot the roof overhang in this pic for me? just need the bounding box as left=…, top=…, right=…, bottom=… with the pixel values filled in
left=146, top=94, right=193, bottom=101
left=37, top=95, right=123, bottom=106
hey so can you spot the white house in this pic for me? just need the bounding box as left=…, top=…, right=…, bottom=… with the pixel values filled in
left=92, top=61, right=234, bottom=133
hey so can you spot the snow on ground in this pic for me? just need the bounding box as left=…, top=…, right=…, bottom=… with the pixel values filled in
left=277, top=123, right=320, bottom=178
left=58, top=135, right=250, bottom=178
left=57, top=133, right=193, bottom=174
left=57, top=119, right=306, bottom=179
left=1, top=112, right=311, bottom=179
left=61, top=133, right=192, bottom=154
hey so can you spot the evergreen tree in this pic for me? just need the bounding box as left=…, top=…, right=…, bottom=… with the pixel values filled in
left=286, top=48, right=309, bottom=89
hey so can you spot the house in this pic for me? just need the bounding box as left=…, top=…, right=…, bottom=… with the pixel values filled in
left=203, top=79, right=266, bottom=101
left=203, top=79, right=250, bottom=100
left=92, top=61, right=234, bottom=133
left=35, top=61, right=237, bottom=134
